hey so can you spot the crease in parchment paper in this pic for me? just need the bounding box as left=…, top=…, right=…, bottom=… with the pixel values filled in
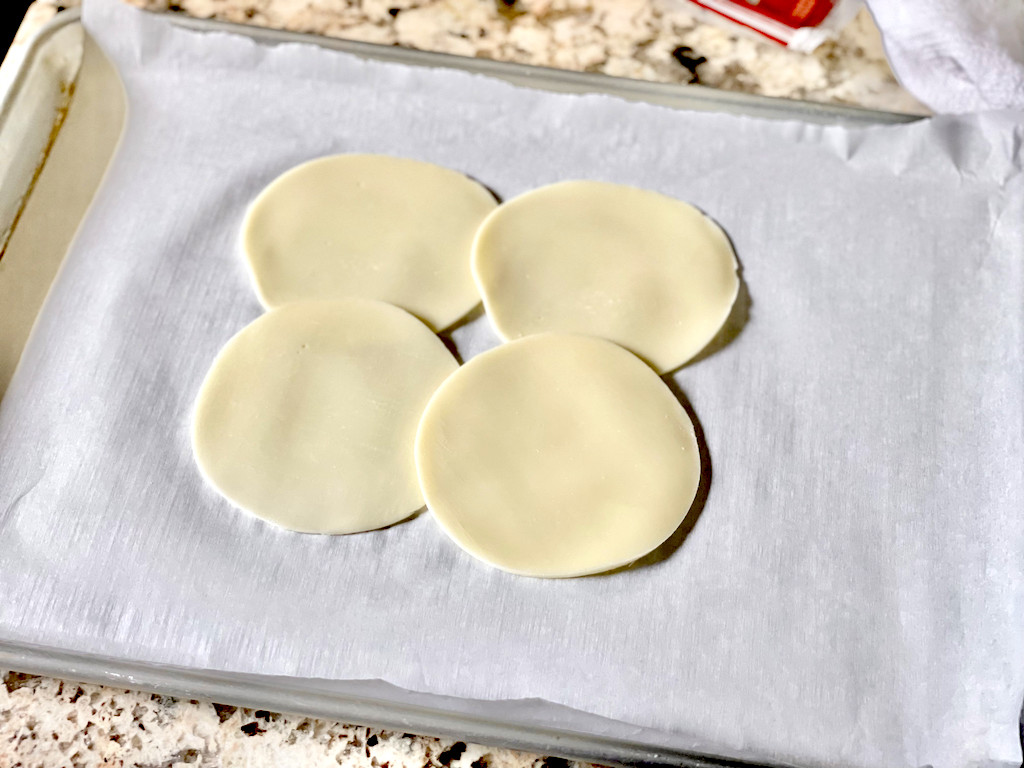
left=0, top=1, right=1022, bottom=767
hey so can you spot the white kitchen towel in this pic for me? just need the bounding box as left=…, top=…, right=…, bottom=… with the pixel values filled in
left=0, top=2, right=1022, bottom=767
left=866, top=0, right=1024, bottom=113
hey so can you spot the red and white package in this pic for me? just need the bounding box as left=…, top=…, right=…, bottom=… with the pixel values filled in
left=678, top=0, right=863, bottom=51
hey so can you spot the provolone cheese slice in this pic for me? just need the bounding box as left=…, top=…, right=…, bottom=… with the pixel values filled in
left=193, top=299, right=459, bottom=534
left=472, top=180, right=739, bottom=372
left=415, top=333, right=701, bottom=577
left=243, top=154, right=497, bottom=331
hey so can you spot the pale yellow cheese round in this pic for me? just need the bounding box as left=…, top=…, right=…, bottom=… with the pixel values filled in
left=472, top=180, right=739, bottom=373
left=242, top=154, right=497, bottom=331
left=193, top=300, right=459, bottom=534
left=415, top=333, right=701, bottom=577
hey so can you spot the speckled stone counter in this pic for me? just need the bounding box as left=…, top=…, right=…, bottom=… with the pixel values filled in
left=2, top=670, right=592, bottom=768
left=121, top=0, right=928, bottom=113
left=1, top=2, right=928, bottom=766
left=22, top=0, right=929, bottom=113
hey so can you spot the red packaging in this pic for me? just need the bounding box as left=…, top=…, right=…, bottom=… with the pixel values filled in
left=683, top=0, right=860, bottom=50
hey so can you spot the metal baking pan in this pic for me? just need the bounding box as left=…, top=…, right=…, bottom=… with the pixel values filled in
left=0, top=9, right=921, bottom=767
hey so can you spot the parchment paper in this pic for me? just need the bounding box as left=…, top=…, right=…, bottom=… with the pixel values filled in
left=1, top=1, right=1022, bottom=766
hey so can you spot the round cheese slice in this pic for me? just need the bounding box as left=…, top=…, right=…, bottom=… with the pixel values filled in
left=242, top=154, right=497, bottom=331
left=415, top=333, right=701, bottom=577
left=472, top=180, right=739, bottom=373
left=193, top=299, right=459, bottom=534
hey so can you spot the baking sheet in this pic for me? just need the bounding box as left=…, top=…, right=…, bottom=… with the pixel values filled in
left=0, top=22, right=125, bottom=398
left=1, top=1, right=1022, bottom=766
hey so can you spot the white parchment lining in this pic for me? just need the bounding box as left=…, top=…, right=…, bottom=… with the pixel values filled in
left=1, top=2, right=1022, bottom=766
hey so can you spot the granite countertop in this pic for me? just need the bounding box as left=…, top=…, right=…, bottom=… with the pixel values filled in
left=2, top=671, right=590, bottom=768
left=132, top=0, right=928, bottom=114
left=1, top=2, right=927, bottom=766
left=18, top=0, right=930, bottom=113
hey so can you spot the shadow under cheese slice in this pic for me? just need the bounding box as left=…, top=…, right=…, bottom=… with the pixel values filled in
left=242, top=154, right=497, bottom=332
left=193, top=299, right=459, bottom=534
left=472, top=180, right=739, bottom=373
left=415, top=333, right=701, bottom=577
